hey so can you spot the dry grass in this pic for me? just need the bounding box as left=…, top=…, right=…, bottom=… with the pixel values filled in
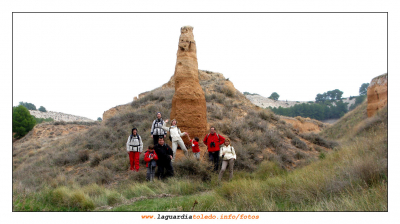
left=299, top=132, right=338, bottom=149
left=13, top=71, right=387, bottom=211
left=291, top=137, right=309, bottom=150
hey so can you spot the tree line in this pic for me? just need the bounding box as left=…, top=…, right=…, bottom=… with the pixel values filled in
left=270, top=101, right=348, bottom=121
left=18, top=101, right=47, bottom=112
left=270, top=83, right=369, bottom=121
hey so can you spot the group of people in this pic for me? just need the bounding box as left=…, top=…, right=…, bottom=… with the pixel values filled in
left=126, top=112, right=236, bottom=181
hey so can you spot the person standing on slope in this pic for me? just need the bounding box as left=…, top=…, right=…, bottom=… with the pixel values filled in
left=151, top=112, right=167, bottom=146
left=203, top=126, right=225, bottom=172
left=218, top=138, right=236, bottom=181
left=144, top=145, right=158, bottom=181
left=162, top=119, right=189, bottom=162
left=126, top=127, right=143, bottom=171
left=154, top=137, right=174, bottom=180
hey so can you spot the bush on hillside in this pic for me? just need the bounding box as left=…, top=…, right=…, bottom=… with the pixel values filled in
left=355, top=105, right=387, bottom=136
left=268, top=92, right=280, bottom=100
left=13, top=105, right=36, bottom=138
left=46, top=187, right=95, bottom=211
left=291, top=137, right=309, bottom=150
left=53, top=150, right=89, bottom=166
left=53, top=121, right=66, bottom=125
left=19, top=101, right=36, bottom=110
left=174, top=158, right=212, bottom=181
left=300, top=132, right=338, bottom=149
left=215, top=84, right=235, bottom=98
left=349, top=95, right=367, bottom=111
left=131, top=88, right=174, bottom=108
left=259, top=109, right=279, bottom=122
left=38, top=106, right=47, bottom=112
left=359, top=83, right=369, bottom=96
left=35, top=117, right=54, bottom=124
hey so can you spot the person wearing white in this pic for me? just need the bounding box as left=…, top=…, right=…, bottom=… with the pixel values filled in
left=162, top=119, right=189, bottom=162
left=126, top=128, right=143, bottom=171
left=218, top=138, right=236, bottom=181
left=151, top=112, right=166, bottom=146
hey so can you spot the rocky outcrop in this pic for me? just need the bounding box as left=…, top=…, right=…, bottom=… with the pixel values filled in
left=170, top=26, right=208, bottom=145
left=103, top=104, right=130, bottom=121
left=367, top=74, right=388, bottom=117
left=29, top=110, right=94, bottom=122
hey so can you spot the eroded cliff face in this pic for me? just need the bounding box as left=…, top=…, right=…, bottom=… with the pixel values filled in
left=170, top=26, right=208, bottom=144
left=102, top=104, right=130, bottom=122
left=367, top=74, right=388, bottom=117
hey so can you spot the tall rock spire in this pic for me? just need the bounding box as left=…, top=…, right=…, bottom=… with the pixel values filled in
left=170, top=26, right=208, bottom=145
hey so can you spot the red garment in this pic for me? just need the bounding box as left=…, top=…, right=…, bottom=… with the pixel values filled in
left=203, top=133, right=225, bottom=152
left=190, top=139, right=200, bottom=153
left=129, top=151, right=140, bottom=171
left=144, top=150, right=158, bottom=167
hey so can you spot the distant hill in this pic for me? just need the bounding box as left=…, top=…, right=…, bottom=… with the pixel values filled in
left=29, top=110, right=95, bottom=122
left=246, top=94, right=356, bottom=110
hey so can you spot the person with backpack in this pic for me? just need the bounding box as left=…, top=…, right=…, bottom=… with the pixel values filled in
left=126, top=127, right=143, bottom=171
left=154, top=137, right=174, bottom=180
left=144, top=145, right=158, bottom=181
left=203, top=127, right=225, bottom=172
left=218, top=138, right=236, bottom=181
left=151, top=112, right=166, bottom=146
left=161, top=119, right=189, bottom=162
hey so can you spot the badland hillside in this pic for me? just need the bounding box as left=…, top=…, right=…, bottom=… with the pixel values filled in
left=13, top=69, right=388, bottom=211
left=12, top=25, right=387, bottom=211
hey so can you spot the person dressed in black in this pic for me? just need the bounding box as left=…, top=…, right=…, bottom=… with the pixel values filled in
left=154, top=137, right=174, bottom=180
left=151, top=112, right=167, bottom=146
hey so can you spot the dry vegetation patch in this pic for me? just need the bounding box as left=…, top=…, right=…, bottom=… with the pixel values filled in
left=18, top=70, right=388, bottom=212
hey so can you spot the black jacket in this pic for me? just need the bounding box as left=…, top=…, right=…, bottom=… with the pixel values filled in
left=154, top=143, right=173, bottom=165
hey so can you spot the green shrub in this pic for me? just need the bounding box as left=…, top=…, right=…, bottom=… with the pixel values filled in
left=207, top=105, right=224, bottom=120
left=78, top=150, right=89, bottom=162
left=53, top=151, right=80, bottom=166
left=19, top=101, right=36, bottom=110
left=128, top=170, right=147, bottom=182
left=233, top=142, right=263, bottom=172
left=38, top=106, right=47, bottom=112
left=107, top=192, right=122, bottom=206
left=294, top=151, right=308, bottom=160
left=355, top=116, right=385, bottom=136
left=35, top=117, right=54, bottom=124
left=90, top=155, right=101, bottom=167
left=47, top=187, right=95, bottom=211
left=131, top=88, right=174, bottom=108
left=174, top=158, right=212, bottom=181
left=92, top=166, right=114, bottom=185
left=122, top=184, right=156, bottom=199
left=291, top=137, right=309, bottom=150
left=259, top=109, right=279, bottom=122
left=349, top=95, right=367, bottom=111
left=300, top=132, right=338, bottom=149
left=221, top=86, right=235, bottom=97
left=255, top=161, right=287, bottom=179
left=13, top=105, right=36, bottom=138
left=314, top=146, right=324, bottom=152
left=53, top=121, right=66, bottom=125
